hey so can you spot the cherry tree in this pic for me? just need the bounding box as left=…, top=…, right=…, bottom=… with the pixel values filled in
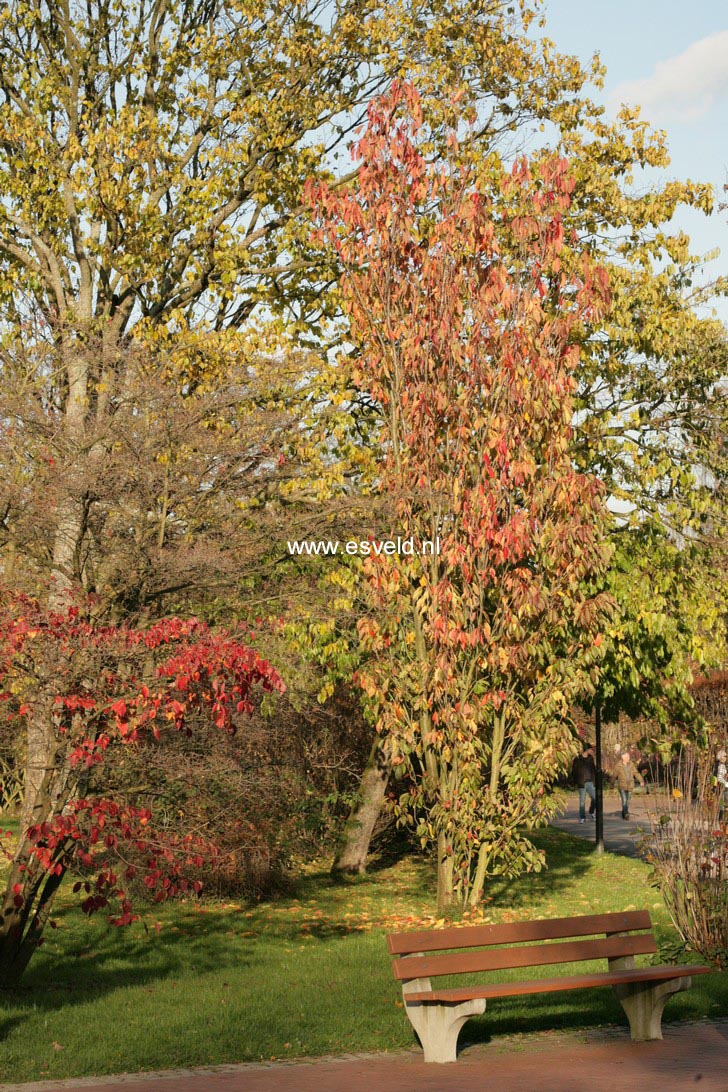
left=309, top=84, right=613, bottom=908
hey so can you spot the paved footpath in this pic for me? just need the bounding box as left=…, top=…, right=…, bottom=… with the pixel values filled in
left=551, top=786, right=661, bottom=858
left=3, top=1021, right=728, bottom=1092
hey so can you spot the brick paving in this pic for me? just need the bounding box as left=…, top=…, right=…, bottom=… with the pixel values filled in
left=4, top=1021, right=728, bottom=1092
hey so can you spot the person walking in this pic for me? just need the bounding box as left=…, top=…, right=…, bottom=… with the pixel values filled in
left=572, top=744, right=597, bottom=823
left=616, top=751, right=644, bottom=820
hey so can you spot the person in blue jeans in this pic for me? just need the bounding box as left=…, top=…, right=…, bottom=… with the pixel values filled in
left=571, top=744, right=597, bottom=823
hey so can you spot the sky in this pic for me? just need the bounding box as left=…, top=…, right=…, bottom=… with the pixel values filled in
left=541, top=0, right=728, bottom=320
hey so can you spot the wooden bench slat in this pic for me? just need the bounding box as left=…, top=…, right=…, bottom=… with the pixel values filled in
left=393, top=931, right=657, bottom=981
left=404, top=963, right=711, bottom=1003
left=386, top=910, right=652, bottom=955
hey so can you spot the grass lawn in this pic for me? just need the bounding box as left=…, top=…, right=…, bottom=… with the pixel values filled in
left=0, top=825, right=725, bottom=1084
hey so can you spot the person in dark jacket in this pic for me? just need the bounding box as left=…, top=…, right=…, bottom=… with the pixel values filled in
left=572, top=744, right=597, bottom=823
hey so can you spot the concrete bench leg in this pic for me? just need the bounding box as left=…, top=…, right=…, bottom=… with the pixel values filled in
left=613, top=976, right=691, bottom=1041
left=402, top=978, right=485, bottom=1063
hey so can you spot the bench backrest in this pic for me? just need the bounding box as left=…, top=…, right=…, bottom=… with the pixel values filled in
left=387, top=910, right=655, bottom=982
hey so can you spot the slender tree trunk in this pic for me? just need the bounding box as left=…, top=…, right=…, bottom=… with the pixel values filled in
left=465, top=709, right=509, bottom=908
left=332, top=737, right=390, bottom=875
left=469, top=843, right=490, bottom=907
left=436, top=831, right=455, bottom=910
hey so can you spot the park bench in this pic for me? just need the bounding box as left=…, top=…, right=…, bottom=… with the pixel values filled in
left=386, top=909, right=710, bottom=1063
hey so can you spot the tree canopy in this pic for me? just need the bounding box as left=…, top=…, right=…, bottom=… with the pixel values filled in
left=311, top=84, right=613, bottom=906
left=0, top=0, right=725, bottom=978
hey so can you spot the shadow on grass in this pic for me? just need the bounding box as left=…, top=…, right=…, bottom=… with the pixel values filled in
left=0, top=872, right=400, bottom=1022
left=480, top=826, right=607, bottom=910
left=2, top=822, right=717, bottom=1056
left=330, top=824, right=606, bottom=912
left=366, top=824, right=427, bottom=873
left=0, top=825, right=617, bottom=1012
left=0, top=914, right=254, bottom=1004
left=327, top=825, right=428, bottom=885
left=457, top=965, right=728, bottom=1051
left=458, top=991, right=628, bottom=1049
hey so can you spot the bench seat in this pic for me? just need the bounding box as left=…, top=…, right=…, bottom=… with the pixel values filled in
left=405, top=962, right=703, bottom=1002
left=386, top=909, right=710, bottom=1063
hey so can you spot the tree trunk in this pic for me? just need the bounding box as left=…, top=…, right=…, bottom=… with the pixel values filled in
left=436, top=831, right=456, bottom=911
left=19, top=346, right=88, bottom=826
left=332, top=737, right=390, bottom=875
left=6, top=347, right=90, bottom=985
left=0, top=845, right=65, bottom=988
left=20, top=693, right=56, bottom=833
left=469, top=843, right=490, bottom=907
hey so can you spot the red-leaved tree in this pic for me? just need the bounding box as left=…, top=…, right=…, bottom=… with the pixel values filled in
left=0, top=589, right=284, bottom=984
left=309, top=83, right=613, bottom=908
